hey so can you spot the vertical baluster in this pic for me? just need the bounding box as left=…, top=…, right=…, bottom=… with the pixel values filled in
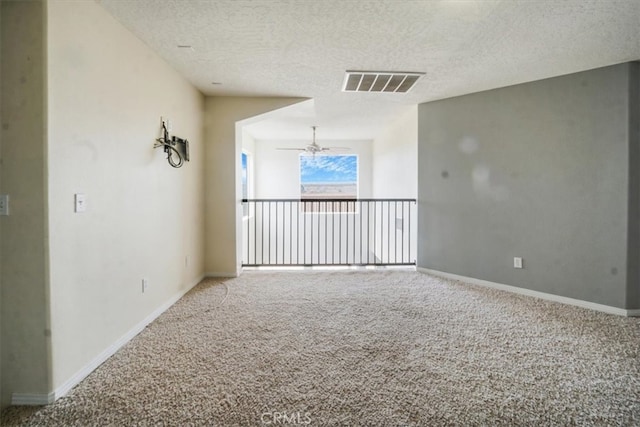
left=345, top=201, right=348, bottom=264
left=277, top=201, right=282, bottom=265
left=353, top=201, right=357, bottom=264
left=246, top=200, right=249, bottom=264
left=269, top=201, right=273, bottom=264
left=264, top=201, right=268, bottom=264
left=367, top=200, right=371, bottom=264
left=278, top=201, right=283, bottom=265
left=394, top=201, right=398, bottom=264
left=400, top=201, right=407, bottom=264
left=274, top=201, right=278, bottom=265
left=259, top=201, right=263, bottom=265
left=388, top=201, right=392, bottom=264
left=345, top=201, right=349, bottom=264
left=296, top=201, right=302, bottom=264
left=325, top=201, right=328, bottom=264
left=359, top=200, right=363, bottom=264
left=337, top=201, right=340, bottom=264
left=317, top=201, right=320, bottom=264
left=309, top=201, right=312, bottom=264
left=373, top=201, right=377, bottom=264
left=341, top=201, right=346, bottom=264
left=408, top=200, right=413, bottom=264
left=331, top=200, right=340, bottom=264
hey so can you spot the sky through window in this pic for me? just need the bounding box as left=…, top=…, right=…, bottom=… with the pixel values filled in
left=300, top=155, right=357, bottom=184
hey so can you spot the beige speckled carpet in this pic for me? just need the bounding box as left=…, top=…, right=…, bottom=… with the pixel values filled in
left=2, top=271, right=639, bottom=426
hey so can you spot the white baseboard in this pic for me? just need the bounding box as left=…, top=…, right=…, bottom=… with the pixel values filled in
left=11, top=275, right=205, bottom=406
left=417, top=268, right=639, bottom=317
left=205, top=271, right=237, bottom=278
left=11, top=392, right=55, bottom=406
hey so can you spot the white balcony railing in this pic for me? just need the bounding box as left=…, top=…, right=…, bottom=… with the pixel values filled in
left=242, top=198, right=416, bottom=267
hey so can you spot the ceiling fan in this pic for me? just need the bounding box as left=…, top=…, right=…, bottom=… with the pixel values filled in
left=277, top=126, right=350, bottom=156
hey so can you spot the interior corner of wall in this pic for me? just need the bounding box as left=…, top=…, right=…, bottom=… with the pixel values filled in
left=236, top=97, right=313, bottom=128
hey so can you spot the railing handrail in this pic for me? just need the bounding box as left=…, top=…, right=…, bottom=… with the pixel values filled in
left=243, top=198, right=417, bottom=203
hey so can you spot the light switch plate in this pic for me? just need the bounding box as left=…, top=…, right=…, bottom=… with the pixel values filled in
left=75, top=193, right=86, bottom=213
left=0, top=194, right=9, bottom=216
left=513, top=257, right=523, bottom=269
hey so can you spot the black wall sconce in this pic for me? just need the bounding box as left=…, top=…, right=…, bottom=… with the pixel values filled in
left=154, top=117, right=189, bottom=168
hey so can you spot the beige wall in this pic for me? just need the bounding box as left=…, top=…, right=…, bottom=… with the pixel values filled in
left=46, top=0, right=205, bottom=394
left=204, top=97, right=306, bottom=277
left=0, top=0, right=206, bottom=406
left=372, top=106, right=418, bottom=199
left=1, top=1, right=304, bottom=406
left=0, top=0, right=51, bottom=408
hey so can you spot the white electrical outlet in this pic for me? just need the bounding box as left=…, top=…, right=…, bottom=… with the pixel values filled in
left=0, top=194, right=9, bottom=216
left=513, top=257, right=523, bottom=269
left=142, top=278, right=149, bottom=293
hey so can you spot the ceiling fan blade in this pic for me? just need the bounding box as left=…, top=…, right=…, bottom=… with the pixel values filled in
left=276, top=148, right=307, bottom=151
left=322, top=147, right=351, bottom=151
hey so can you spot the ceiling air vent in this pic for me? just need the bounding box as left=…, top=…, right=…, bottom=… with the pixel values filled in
left=342, top=71, right=425, bottom=93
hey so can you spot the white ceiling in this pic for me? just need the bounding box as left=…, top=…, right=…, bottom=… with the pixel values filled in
left=98, top=0, right=640, bottom=141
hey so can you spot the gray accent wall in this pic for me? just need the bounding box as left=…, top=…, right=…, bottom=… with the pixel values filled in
left=628, top=62, right=640, bottom=309
left=418, top=63, right=638, bottom=310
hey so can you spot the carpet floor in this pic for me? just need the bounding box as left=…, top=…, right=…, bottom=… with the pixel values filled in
left=2, top=270, right=639, bottom=426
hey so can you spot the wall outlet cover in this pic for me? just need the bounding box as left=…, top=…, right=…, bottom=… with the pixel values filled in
left=513, top=257, right=523, bottom=269
left=0, top=194, right=9, bottom=216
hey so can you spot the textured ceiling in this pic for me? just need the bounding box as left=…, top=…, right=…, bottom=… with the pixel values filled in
left=98, top=0, right=640, bottom=140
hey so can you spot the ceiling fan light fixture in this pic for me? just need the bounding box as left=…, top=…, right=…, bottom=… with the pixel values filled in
left=342, top=70, right=425, bottom=93
left=276, top=126, right=350, bottom=156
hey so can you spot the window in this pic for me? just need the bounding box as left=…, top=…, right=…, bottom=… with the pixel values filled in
left=242, top=152, right=251, bottom=217
left=300, top=154, right=358, bottom=212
